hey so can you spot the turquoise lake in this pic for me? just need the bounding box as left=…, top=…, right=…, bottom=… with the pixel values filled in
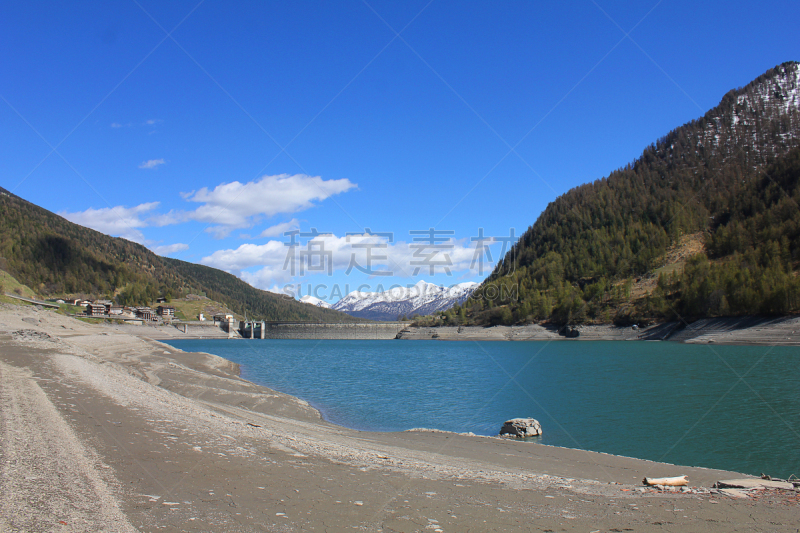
left=164, top=339, right=800, bottom=478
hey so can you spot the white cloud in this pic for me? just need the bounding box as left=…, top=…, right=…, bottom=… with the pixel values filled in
left=264, top=285, right=293, bottom=296
left=56, top=174, right=356, bottom=247
left=139, top=158, right=165, bottom=170
left=260, top=218, right=300, bottom=238
left=145, top=118, right=162, bottom=125
left=148, top=210, right=185, bottom=227
left=201, top=232, right=503, bottom=290
left=151, top=243, right=189, bottom=256
left=241, top=266, right=297, bottom=287
left=111, top=122, right=123, bottom=128
left=184, top=174, right=356, bottom=237
left=59, top=202, right=160, bottom=244
left=204, top=223, right=238, bottom=240
left=202, top=240, right=288, bottom=274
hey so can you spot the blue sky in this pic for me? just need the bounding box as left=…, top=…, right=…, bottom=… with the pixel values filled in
left=2, top=1, right=798, bottom=302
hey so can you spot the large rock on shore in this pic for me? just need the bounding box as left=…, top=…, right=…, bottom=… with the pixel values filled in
left=499, top=418, right=542, bottom=438
left=559, top=326, right=580, bottom=338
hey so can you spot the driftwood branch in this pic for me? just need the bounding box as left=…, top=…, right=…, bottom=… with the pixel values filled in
left=643, top=475, right=689, bottom=486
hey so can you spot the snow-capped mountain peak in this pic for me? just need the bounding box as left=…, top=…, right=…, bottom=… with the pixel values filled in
left=332, top=281, right=478, bottom=321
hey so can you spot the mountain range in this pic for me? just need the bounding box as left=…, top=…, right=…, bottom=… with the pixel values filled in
left=0, top=185, right=477, bottom=323
left=301, top=280, right=478, bottom=321
left=0, top=187, right=361, bottom=323
left=464, top=61, right=800, bottom=326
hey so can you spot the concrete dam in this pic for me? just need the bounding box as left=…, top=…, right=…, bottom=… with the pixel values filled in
left=238, top=321, right=407, bottom=340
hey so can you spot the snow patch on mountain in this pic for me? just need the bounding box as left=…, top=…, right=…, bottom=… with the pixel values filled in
left=702, top=63, right=800, bottom=163
left=299, top=294, right=332, bottom=309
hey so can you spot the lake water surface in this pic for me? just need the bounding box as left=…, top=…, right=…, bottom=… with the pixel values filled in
left=164, top=339, right=799, bottom=478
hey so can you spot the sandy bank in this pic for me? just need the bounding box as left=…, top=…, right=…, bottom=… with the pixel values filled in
left=397, top=316, right=800, bottom=345
left=1, top=303, right=797, bottom=532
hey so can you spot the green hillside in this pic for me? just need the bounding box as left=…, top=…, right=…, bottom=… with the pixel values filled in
left=0, top=187, right=362, bottom=322
left=459, top=62, right=800, bottom=326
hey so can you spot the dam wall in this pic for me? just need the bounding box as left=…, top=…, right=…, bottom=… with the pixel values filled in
left=239, top=321, right=407, bottom=340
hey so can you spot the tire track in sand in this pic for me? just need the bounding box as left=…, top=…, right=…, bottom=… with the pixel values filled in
left=0, top=360, right=135, bottom=532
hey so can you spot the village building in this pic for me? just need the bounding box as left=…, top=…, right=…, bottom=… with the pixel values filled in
left=108, top=306, right=123, bottom=315
left=85, top=302, right=106, bottom=317
left=213, top=313, right=234, bottom=325
left=136, top=307, right=154, bottom=321
left=157, top=305, right=175, bottom=318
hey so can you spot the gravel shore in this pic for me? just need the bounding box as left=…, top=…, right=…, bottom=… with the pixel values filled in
left=397, top=317, right=800, bottom=345
left=1, top=303, right=797, bottom=532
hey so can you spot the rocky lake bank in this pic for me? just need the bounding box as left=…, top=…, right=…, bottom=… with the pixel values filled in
left=94, top=314, right=800, bottom=346
left=396, top=316, right=800, bottom=345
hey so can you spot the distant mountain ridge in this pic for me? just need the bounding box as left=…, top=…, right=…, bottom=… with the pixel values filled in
left=324, top=280, right=478, bottom=321
left=467, top=61, right=800, bottom=325
left=0, top=191, right=362, bottom=323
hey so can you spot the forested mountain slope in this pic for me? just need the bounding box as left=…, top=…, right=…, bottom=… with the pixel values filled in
left=0, top=188, right=361, bottom=322
left=463, top=62, right=800, bottom=325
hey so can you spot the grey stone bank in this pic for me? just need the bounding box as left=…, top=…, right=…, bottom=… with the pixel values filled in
left=238, top=321, right=406, bottom=340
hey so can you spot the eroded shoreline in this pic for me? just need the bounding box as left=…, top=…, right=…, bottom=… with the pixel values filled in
left=396, top=317, right=800, bottom=344
left=106, top=315, right=800, bottom=346
left=1, top=303, right=798, bottom=532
